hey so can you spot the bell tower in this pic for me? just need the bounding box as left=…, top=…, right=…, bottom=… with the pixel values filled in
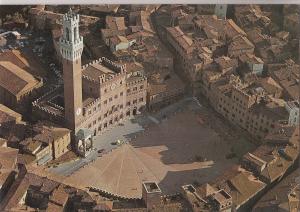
left=60, top=9, right=83, bottom=132
left=215, top=4, right=227, bottom=20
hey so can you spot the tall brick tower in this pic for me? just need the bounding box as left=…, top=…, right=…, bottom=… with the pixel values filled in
left=59, top=9, right=83, bottom=132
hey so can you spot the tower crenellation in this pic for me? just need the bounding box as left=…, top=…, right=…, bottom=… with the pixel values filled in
left=60, top=9, right=83, bottom=62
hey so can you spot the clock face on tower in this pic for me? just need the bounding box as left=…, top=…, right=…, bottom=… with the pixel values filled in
left=76, top=108, right=82, bottom=116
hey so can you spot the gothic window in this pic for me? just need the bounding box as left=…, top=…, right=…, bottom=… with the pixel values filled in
left=66, top=28, right=70, bottom=41
left=74, top=27, right=77, bottom=40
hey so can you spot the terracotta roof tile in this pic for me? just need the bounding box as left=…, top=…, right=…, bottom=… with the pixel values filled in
left=105, top=16, right=127, bottom=31
left=0, top=61, right=40, bottom=97
left=0, top=146, right=18, bottom=170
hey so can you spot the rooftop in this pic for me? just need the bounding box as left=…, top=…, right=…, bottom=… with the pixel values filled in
left=109, top=35, right=128, bottom=45
left=195, top=183, right=217, bottom=199
left=166, top=26, right=193, bottom=50
left=0, top=61, right=41, bottom=97
left=124, top=61, right=144, bottom=74
left=270, top=63, right=300, bottom=100
left=252, top=99, right=289, bottom=121
left=134, top=10, right=154, bottom=33
left=212, top=189, right=232, bottom=204
left=143, top=182, right=161, bottom=193
left=0, top=146, right=18, bottom=170
left=227, top=171, right=266, bottom=207
left=148, top=73, right=185, bottom=96
left=32, top=124, right=70, bottom=145
left=0, top=104, right=22, bottom=124
left=49, top=184, right=69, bottom=206
left=88, top=4, right=120, bottom=13
left=193, top=15, right=246, bottom=40
left=265, top=125, right=298, bottom=145
left=105, top=16, right=127, bottom=31
left=215, top=56, right=238, bottom=70
left=82, top=62, right=116, bottom=81
left=251, top=145, right=276, bottom=164
left=253, top=168, right=300, bottom=212
left=239, top=53, right=264, bottom=64
left=229, top=35, right=255, bottom=51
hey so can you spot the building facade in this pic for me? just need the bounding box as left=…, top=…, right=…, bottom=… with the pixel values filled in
left=33, top=10, right=147, bottom=149
left=0, top=61, right=43, bottom=113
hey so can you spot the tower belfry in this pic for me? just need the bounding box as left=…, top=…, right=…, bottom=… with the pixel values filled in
left=215, top=4, right=227, bottom=20
left=59, top=9, right=83, bottom=132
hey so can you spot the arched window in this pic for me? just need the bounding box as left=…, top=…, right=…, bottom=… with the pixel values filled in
left=66, top=28, right=70, bottom=41
left=74, top=27, right=77, bottom=41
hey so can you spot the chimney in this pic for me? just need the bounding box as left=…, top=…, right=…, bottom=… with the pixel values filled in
left=142, top=182, right=162, bottom=210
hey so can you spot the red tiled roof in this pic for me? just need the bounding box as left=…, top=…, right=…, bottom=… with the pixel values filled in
left=0, top=61, right=40, bottom=97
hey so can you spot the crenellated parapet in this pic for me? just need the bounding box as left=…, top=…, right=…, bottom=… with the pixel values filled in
left=102, top=70, right=126, bottom=86
left=82, top=74, right=98, bottom=83
left=32, top=85, right=65, bottom=121
left=83, top=97, right=101, bottom=114
left=81, top=58, right=102, bottom=70
left=126, top=76, right=147, bottom=87
left=82, top=57, right=127, bottom=85
left=59, top=8, right=83, bottom=62
left=33, top=103, right=64, bottom=118
left=81, top=57, right=126, bottom=74
left=101, top=57, right=127, bottom=74
left=62, top=9, right=80, bottom=22
left=32, top=85, right=60, bottom=105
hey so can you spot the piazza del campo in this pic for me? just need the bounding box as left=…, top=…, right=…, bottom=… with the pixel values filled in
left=0, top=4, right=299, bottom=212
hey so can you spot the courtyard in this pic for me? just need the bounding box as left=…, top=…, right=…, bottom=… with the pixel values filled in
left=63, top=98, right=256, bottom=198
